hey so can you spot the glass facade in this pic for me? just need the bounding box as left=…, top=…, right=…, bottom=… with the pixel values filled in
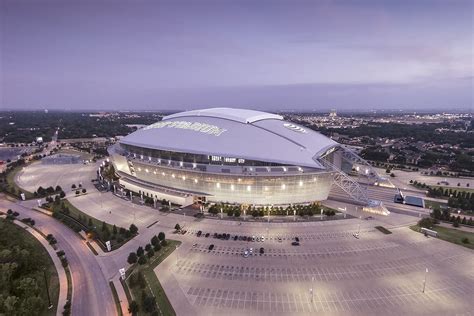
left=111, top=145, right=334, bottom=205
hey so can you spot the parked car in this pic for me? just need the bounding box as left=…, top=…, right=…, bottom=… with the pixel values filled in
left=208, top=244, right=215, bottom=250
left=261, top=236, right=265, bottom=242
left=205, top=233, right=210, bottom=238
left=233, top=235, right=238, bottom=241
left=291, top=241, right=300, bottom=246
left=259, top=247, right=264, bottom=254
left=243, top=250, right=249, bottom=258
left=295, top=237, right=300, bottom=242
left=197, top=231, right=202, bottom=237
left=256, top=236, right=261, bottom=242
left=277, top=237, right=282, bottom=242
left=249, top=247, right=253, bottom=254
left=252, top=236, right=256, bottom=242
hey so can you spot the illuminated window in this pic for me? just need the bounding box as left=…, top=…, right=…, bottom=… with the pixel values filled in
left=224, top=157, right=236, bottom=163
left=281, top=184, right=286, bottom=190
left=161, top=172, right=165, bottom=176
left=299, top=181, right=303, bottom=187
left=171, top=174, right=175, bottom=178
left=138, top=167, right=142, bottom=171
left=247, top=185, right=251, bottom=192
left=145, top=169, right=149, bottom=173
left=179, top=161, right=183, bottom=167
left=230, top=184, right=235, bottom=190
left=194, top=179, right=198, bottom=183
left=216, top=182, right=221, bottom=188
left=238, top=159, right=245, bottom=164
left=182, top=176, right=186, bottom=180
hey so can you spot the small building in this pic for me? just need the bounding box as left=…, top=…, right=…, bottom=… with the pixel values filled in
left=42, top=153, right=81, bottom=165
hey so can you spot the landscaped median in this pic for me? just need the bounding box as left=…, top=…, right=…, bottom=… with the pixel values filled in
left=42, top=198, right=137, bottom=251
left=411, top=218, right=474, bottom=250
left=122, top=234, right=181, bottom=316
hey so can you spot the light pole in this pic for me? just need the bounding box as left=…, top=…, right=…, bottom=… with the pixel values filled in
left=175, top=245, right=179, bottom=266
left=422, top=268, right=428, bottom=293
left=311, top=276, right=314, bottom=302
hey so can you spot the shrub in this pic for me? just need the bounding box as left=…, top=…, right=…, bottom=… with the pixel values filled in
left=418, top=217, right=434, bottom=228
left=138, top=255, right=147, bottom=265
left=145, top=244, right=152, bottom=252
left=462, top=238, right=470, bottom=244
left=136, top=246, right=144, bottom=257
left=129, top=224, right=138, bottom=235
left=153, top=243, right=162, bottom=252
left=147, top=249, right=155, bottom=258
left=128, top=300, right=139, bottom=315
left=158, top=232, right=165, bottom=241
left=151, top=235, right=159, bottom=246
left=174, top=223, right=181, bottom=231
left=127, top=252, right=138, bottom=264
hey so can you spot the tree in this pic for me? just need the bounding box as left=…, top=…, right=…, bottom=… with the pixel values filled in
left=59, top=191, right=66, bottom=198
left=71, top=184, right=76, bottom=189
left=101, top=221, right=107, bottom=232
left=145, top=243, right=152, bottom=252
left=418, top=217, right=434, bottom=228
left=136, top=246, right=144, bottom=257
left=153, top=243, right=162, bottom=252
left=138, top=255, right=147, bottom=265
left=143, top=295, right=156, bottom=313
left=174, top=223, right=181, bottom=231
left=151, top=235, right=159, bottom=246
left=82, top=188, right=86, bottom=194
left=127, top=252, right=138, bottom=264
left=55, top=185, right=62, bottom=192
left=112, top=225, right=118, bottom=235
left=129, top=224, right=138, bottom=235
left=158, top=232, right=165, bottom=241
left=147, top=249, right=155, bottom=258
left=128, top=300, right=139, bottom=315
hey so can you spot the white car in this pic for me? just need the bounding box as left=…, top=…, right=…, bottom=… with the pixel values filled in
left=261, top=236, right=265, bottom=242
left=252, top=236, right=256, bottom=242
left=249, top=248, right=253, bottom=254
left=243, top=250, right=249, bottom=258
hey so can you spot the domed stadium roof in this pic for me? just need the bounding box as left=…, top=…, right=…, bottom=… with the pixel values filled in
left=120, top=108, right=338, bottom=168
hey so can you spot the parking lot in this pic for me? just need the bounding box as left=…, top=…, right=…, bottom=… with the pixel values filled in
left=160, top=223, right=474, bottom=316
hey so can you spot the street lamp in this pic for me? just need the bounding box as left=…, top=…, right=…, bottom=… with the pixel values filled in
left=175, top=245, right=179, bottom=266
left=422, top=268, right=428, bottom=293
left=311, top=276, right=314, bottom=302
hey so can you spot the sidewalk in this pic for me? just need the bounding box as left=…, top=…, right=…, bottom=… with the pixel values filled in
left=13, top=220, right=69, bottom=316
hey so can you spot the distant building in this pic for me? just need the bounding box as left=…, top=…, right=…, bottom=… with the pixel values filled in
left=329, top=109, right=337, bottom=118
left=42, top=153, right=81, bottom=165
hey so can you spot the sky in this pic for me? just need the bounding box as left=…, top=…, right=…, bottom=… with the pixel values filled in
left=1, top=0, right=472, bottom=112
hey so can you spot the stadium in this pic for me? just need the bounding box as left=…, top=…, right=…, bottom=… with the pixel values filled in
left=108, top=108, right=386, bottom=207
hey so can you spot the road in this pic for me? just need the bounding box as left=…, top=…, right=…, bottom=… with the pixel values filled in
left=0, top=196, right=116, bottom=316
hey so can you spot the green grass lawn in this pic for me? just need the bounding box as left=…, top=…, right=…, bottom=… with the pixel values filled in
left=0, top=218, right=59, bottom=315
left=5, top=164, right=35, bottom=199
left=424, top=199, right=448, bottom=210
left=410, top=224, right=474, bottom=250
left=430, top=185, right=474, bottom=194
left=47, top=199, right=131, bottom=250
left=126, top=239, right=181, bottom=316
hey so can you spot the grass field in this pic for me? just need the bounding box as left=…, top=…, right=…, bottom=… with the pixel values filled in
left=126, top=239, right=181, bottom=316
left=410, top=225, right=474, bottom=250
left=424, top=199, right=448, bottom=210
left=0, top=218, right=59, bottom=315
left=5, top=165, right=35, bottom=199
